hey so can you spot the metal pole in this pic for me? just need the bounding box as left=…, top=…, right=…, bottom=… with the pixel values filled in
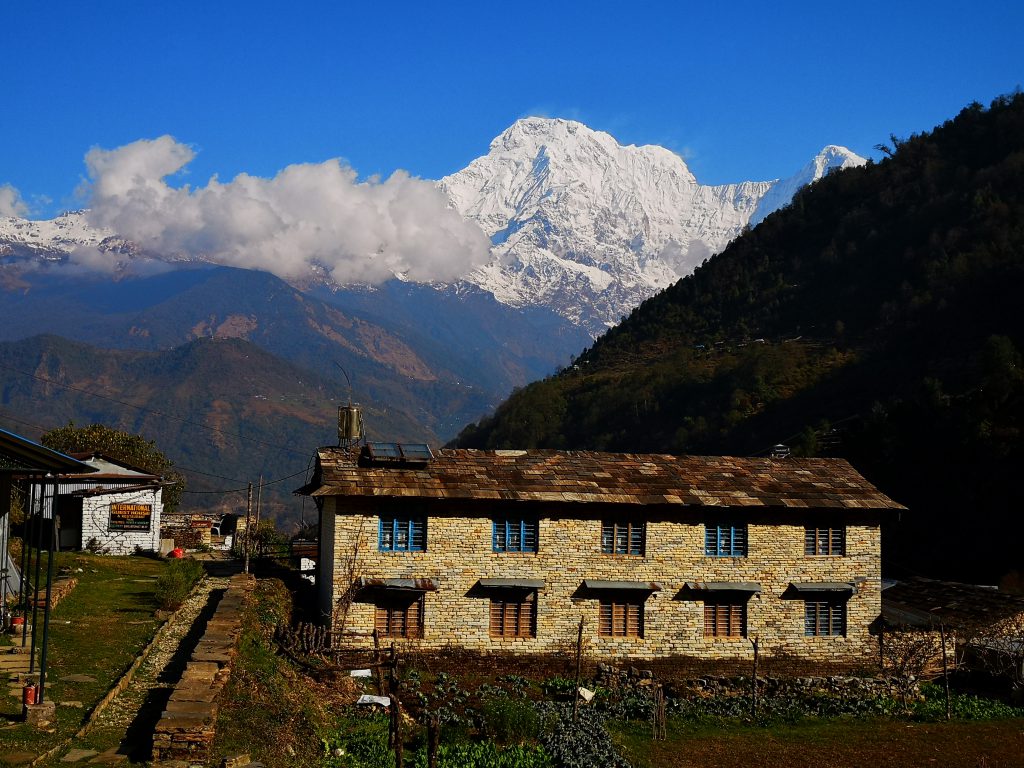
left=0, top=474, right=10, bottom=626
left=19, top=483, right=35, bottom=647
left=244, top=483, right=252, bottom=574
left=38, top=480, right=58, bottom=704
left=29, top=478, right=47, bottom=673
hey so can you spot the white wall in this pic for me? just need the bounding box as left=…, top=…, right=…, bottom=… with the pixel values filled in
left=81, top=488, right=163, bottom=555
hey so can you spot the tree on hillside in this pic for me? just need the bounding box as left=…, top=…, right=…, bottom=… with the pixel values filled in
left=41, top=422, right=184, bottom=510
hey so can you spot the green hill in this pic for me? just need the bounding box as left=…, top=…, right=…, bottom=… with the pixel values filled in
left=454, top=92, right=1024, bottom=585
left=0, top=334, right=423, bottom=525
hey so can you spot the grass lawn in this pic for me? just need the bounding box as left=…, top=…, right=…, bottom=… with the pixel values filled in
left=0, top=552, right=165, bottom=766
left=610, top=715, right=1024, bottom=768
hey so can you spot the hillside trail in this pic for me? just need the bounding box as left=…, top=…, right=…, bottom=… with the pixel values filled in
left=51, top=560, right=240, bottom=766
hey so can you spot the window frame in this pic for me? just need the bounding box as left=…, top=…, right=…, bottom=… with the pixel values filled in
left=804, top=525, right=845, bottom=556
left=492, top=517, right=539, bottom=553
left=804, top=599, right=846, bottom=637
left=598, top=597, right=644, bottom=638
left=374, top=592, right=425, bottom=639
left=601, top=519, right=645, bottom=556
left=705, top=521, right=747, bottom=557
left=378, top=513, right=426, bottom=552
left=703, top=597, right=747, bottom=638
left=488, top=589, right=537, bottom=638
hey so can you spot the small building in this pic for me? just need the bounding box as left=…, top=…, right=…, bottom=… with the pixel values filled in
left=301, top=445, right=903, bottom=663
left=881, top=577, right=1024, bottom=682
left=35, top=452, right=165, bottom=555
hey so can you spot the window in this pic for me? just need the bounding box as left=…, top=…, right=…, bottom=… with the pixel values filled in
left=493, top=518, right=538, bottom=553
left=601, top=520, right=644, bottom=556
left=703, top=599, right=746, bottom=638
left=804, top=600, right=845, bottom=636
left=489, top=591, right=537, bottom=638
left=805, top=526, right=845, bottom=556
left=599, top=598, right=644, bottom=637
left=379, top=514, right=426, bottom=552
left=705, top=522, right=747, bottom=557
left=375, top=593, right=424, bottom=638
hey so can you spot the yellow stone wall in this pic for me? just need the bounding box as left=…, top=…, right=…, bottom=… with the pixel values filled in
left=322, top=497, right=882, bottom=663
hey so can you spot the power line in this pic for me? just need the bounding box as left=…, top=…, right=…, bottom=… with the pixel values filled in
left=0, top=361, right=316, bottom=457
left=180, top=465, right=312, bottom=496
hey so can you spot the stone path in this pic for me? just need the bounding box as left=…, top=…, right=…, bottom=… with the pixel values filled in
left=54, top=574, right=232, bottom=764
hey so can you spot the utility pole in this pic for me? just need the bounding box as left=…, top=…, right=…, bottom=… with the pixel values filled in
left=255, top=474, right=263, bottom=558
left=244, top=482, right=253, bottom=574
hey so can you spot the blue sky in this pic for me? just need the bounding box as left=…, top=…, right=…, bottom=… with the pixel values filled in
left=3, top=0, right=1022, bottom=217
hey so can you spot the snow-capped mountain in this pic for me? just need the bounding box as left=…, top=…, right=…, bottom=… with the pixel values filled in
left=442, top=118, right=865, bottom=334
left=0, top=210, right=139, bottom=262
left=0, top=119, right=865, bottom=336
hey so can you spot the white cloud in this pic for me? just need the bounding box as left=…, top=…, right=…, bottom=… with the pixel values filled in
left=0, top=184, right=29, bottom=218
left=80, top=136, right=491, bottom=284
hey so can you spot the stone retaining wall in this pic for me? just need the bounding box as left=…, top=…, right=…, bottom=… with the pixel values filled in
left=595, top=661, right=913, bottom=700
left=152, top=573, right=253, bottom=764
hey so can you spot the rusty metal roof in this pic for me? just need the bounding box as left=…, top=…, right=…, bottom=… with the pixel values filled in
left=882, top=578, right=1024, bottom=629
left=303, top=447, right=903, bottom=511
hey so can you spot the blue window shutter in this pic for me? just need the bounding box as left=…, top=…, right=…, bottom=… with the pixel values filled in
left=492, top=520, right=499, bottom=552
left=410, top=517, right=425, bottom=551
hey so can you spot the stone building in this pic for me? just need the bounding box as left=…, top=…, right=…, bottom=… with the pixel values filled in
left=302, top=445, right=903, bottom=662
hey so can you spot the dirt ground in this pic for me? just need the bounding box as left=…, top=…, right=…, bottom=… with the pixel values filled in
left=613, top=717, right=1024, bottom=768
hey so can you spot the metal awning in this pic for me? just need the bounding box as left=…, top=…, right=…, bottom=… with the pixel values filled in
left=357, top=577, right=437, bottom=591
left=789, top=582, right=855, bottom=593
left=477, top=578, right=545, bottom=589
left=583, top=579, right=662, bottom=592
left=685, top=581, right=761, bottom=593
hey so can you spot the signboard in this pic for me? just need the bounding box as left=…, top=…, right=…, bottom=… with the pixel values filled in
left=109, top=502, right=153, bottom=532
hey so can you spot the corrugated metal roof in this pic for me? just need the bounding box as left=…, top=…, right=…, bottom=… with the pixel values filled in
left=357, top=577, right=437, bottom=591
left=789, top=582, right=856, bottom=593
left=0, top=428, right=96, bottom=475
left=302, top=448, right=903, bottom=512
left=881, top=577, right=1024, bottom=629
left=583, top=579, right=663, bottom=592
left=685, top=581, right=762, bottom=593
left=477, top=578, right=545, bottom=589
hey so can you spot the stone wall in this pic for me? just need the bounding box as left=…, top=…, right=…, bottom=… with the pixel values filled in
left=325, top=497, right=883, bottom=664
left=82, top=489, right=163, bottom=556
left=595, top=662, right=913, bottom=700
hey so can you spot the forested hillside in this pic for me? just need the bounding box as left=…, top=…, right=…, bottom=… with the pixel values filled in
left=455, top=93, right=1024, bottom=585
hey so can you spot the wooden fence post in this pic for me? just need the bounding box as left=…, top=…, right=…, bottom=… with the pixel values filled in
left=751, top=636, right=760, bottom=718
left=572, top=617, right=584, bottom=722
left=940, top=623, right=952, bottom=721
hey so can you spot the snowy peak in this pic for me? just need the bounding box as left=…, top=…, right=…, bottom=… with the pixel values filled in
left=749, top=145, right=866, bottom=227
left=444, top=119, right=862, bottom=333
left=442, top=117, right=699, bottom=239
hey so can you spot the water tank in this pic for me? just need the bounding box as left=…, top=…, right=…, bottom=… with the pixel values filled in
left=338, top=405, right=363, bottom=445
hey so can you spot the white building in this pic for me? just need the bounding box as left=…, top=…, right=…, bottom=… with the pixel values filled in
left=33, top=453, right=165, bottom=555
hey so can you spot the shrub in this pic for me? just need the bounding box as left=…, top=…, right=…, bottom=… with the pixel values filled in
left=481, top=698, right=540, bottom=743
left=535, top=702, right=630, bottom=768
left=155, top=558, right=204, bottom=610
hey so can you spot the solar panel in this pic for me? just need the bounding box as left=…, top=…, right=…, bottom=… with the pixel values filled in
left=399, top=443, right=434, bottom=461
left=363, top=441, right=433, bottom=465
left=366, top=442, right=402, bottom=459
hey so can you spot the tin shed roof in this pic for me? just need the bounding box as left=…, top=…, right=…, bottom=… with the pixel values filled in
left=881, top=578, right=1024, bottom=629
left=302, top=448, right=903, bottom=511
